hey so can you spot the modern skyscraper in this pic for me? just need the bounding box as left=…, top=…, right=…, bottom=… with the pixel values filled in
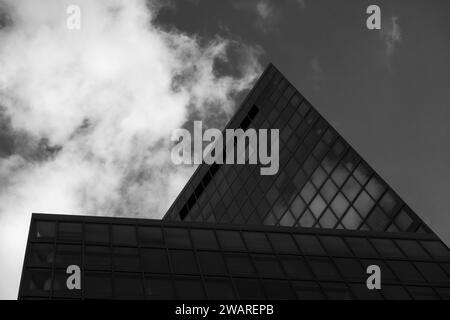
left=18, top=64, right=450, bottom=300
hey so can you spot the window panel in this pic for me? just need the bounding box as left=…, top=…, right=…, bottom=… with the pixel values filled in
left=421, top=241, right=450, bottom=260
left=85, top=223, right=109, bottom=243
left=342, top=177, right=360, bottom=202
left=114, top=273, right=144, bottom=299
left=366, top=176, right=385, bottom=201
left=34, top=221, right=56, bottom=241
left=320, top=236, right=352, bottom=256
left=164, top=228, right=191, bottom=249
left=23, top=269, right=52, bottom=295
left=113, top=247, right=140, bottom=271
left=138, top=226, right=164, bottom=247
left=28, top=243, right=54, bottom=267
left=350, top=283, right=382, bottom=300
left=85, top=246, right=111, bottom=270
left=320, top=179, right=338, bottom=203
left=204, top=278, right=236, bottom=299
left=225, top=253, right=255, bottom=276
left=414, top=262, right=450, bottom=284
left=395, top=240, right=430, bottom=260
left=58, top=222, right=82, bottom=242
left=345, top=237, right=378, bottom=257
left=370, top=239, right=404, bottom=258
left=322, top=282, right=352, bottom=300
left=242, top=232, right=272, bottom=252
left=366, top=207, right=390, bottom=231
left=353, top=191, right=375, bottom=218
left=191, top=229, right=218, bottom=250
left=341, top=208, right=362, bottom=230
left=263, top=280, right=296, bottom=299
left=169, top=250, right=199, bottom=275
left=112, top=225, right=137, bottom=246
left=294, top=234, right=326, bottom=255
left=145, top=275, right=174, bottom=299
left=319, top=209, right=338, bottom=228
left=268, top=233, right=299, bottom=254
left=330, top=193, right=349, bottom=218
left=141, top=248, right=169, bottom=273
left=55, top=244, right=82, bottom=267
left=280, top=257, right=313, bottom=279
left=308, top=257, right=340, bottom=280
left=85, top=272, right=113, bottom=299
left=174, top=276, right=205, bottom=299
left=293, top=281, right=324, bottom=300
left=309, top=194, right=327, bottom=218
left=334, top=258, right=365, bottom=281
left=253, top=254, right=284, bottom=278
left=197, top=252, right=227, bottom=275
left=388, top=261, right=425, bottom=283
left=234, top=278, right=264, bottom=299
left=379, top=191, right=399, bottom=216
left=407, top=286, right=438, bottom=300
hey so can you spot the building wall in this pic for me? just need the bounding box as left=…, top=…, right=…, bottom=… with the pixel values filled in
left=19, top=213, right=450, bottom=300
left=163, top=64, right=430, bottom=234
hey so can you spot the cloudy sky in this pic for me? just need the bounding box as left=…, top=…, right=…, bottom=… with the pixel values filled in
left=0, top=0, right=449, bottom=299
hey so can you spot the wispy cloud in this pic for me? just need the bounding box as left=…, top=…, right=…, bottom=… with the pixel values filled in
left=311, top=57, right=322, bottom=90
left=0, top=0, right=261, bottom=299
left=233, top=0, right=305, bottom=33
left=381, top=15, right=401, bottom=66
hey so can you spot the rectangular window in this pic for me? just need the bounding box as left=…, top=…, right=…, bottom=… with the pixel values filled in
left=85, top=271, right=113, bottom=299
left=112, top=225, right=137, bottom=246
left=141, top=248, right=169, bottom=273
left=145, top=275, right=174, bottom=299
left=164, top=228, right=191, bottom=249
left=85, top=223, right=109, bottom=244
left=114, top=273, right=144, bottom=299
left=174, top=276, right=206, bottom=299
left=58, top=222, right=83, bottom=242
left=113, top=247, right=140, bottom=271
left=85, top=246, right=111, bottom=270
left=197, top=252, right=227, bottom=276
left=34, top=221, right=56, bottom=241
left=204, top=277, right=236, bottom=299
left=191, top=229, right=218, bottom=250
left=138, top=226, right=164, bottom=247
left=169, top=250, right=199, bottom=275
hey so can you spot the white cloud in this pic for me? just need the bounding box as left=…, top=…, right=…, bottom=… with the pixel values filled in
left=381, top=15, right=401, bottom=65
left=0, top=0, right=261, bottom=299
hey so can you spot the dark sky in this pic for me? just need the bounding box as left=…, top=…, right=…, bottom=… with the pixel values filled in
left=156, top=0, right=450, bottom=245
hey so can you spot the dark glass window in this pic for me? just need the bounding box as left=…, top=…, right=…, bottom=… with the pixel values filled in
left=370, top=239, right=404, bottom=258
left=382, top=285, right=410, bottom=300
left=85, top=246, right=111, bottom=270
left=169, top=250, right=199, bottom=275
left=197, top=252, right=227, bottom=275
left=112, top=225, right=137, bottom=246
left=242, top=232, right=272, bottom=252
left=407, top=286, right=438, bottom=300
left=141, top=248, right=169, bottom=273
left=263, top=280, right=296, bottom=299
left=268, top=233, right=299, bottom=254
left=294, top=235, right=326, bottom=255
left=191, top=229, right=218, bottom=250
left=421, top=241, right=450, bottom=260
left=145, top=275, right=174, bottom=299
left=85, top=271, right=113, bottom=298
left=388, top=261, right=425, bottom=283
left=23, top=269, right=52, bottom=295
left=292, top=281, right=324, bottom=300
left=113, top=247, right=140, bottom=271
left=34, top=221, right=56, bottom=240
left=137, top=226, right=164, bottom=247
left=280, top=256, right=313, bottom=279
left=204, top=278, right=236, bottom=299
left=395, top=240, right=430, bottom=259
left=174, top=276, right=205, bottom=299
left=225, top=253, right=255, bottom=276
left=253, top=254, right=284, bottom=278
left=307, top=257, right=340, bottom=280
left=319, top=236, right=352, bottom=256
left=234, top=278, right=264, bottom=299
left=164, top=228, right=191, bottom=248
left=345, top=237, right=378, bottom=257
left=85, top=223, right=109, bottom=243
left=334, top=258, right=365, bottom=281
left=350, top=283, right=382, bottom=300
left=322, top=282, right=352, bottom=300
left=58, top=222, right=83, bottom=241
left=114, top=273, right=144, bottom=299
left=28, top=243, right=54, bottom=267
left=55, top=244, right=82, bottom=267
left=414, top=262, right=450, bottom=284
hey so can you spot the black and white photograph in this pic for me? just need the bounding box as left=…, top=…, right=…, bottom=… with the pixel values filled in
left=0, top=0, right=450, bottom=312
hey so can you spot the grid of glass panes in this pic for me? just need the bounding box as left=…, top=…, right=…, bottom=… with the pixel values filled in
left=164, top=64, right=430, bottom=234
left=20, top=216, right=450, bottom=300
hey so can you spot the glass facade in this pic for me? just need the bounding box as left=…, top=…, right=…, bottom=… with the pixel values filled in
left=19, top=214, right=450, bottom=300
left=18, top=64, right=450, bottom=300
left=164, top=64, right=430, bottom=234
